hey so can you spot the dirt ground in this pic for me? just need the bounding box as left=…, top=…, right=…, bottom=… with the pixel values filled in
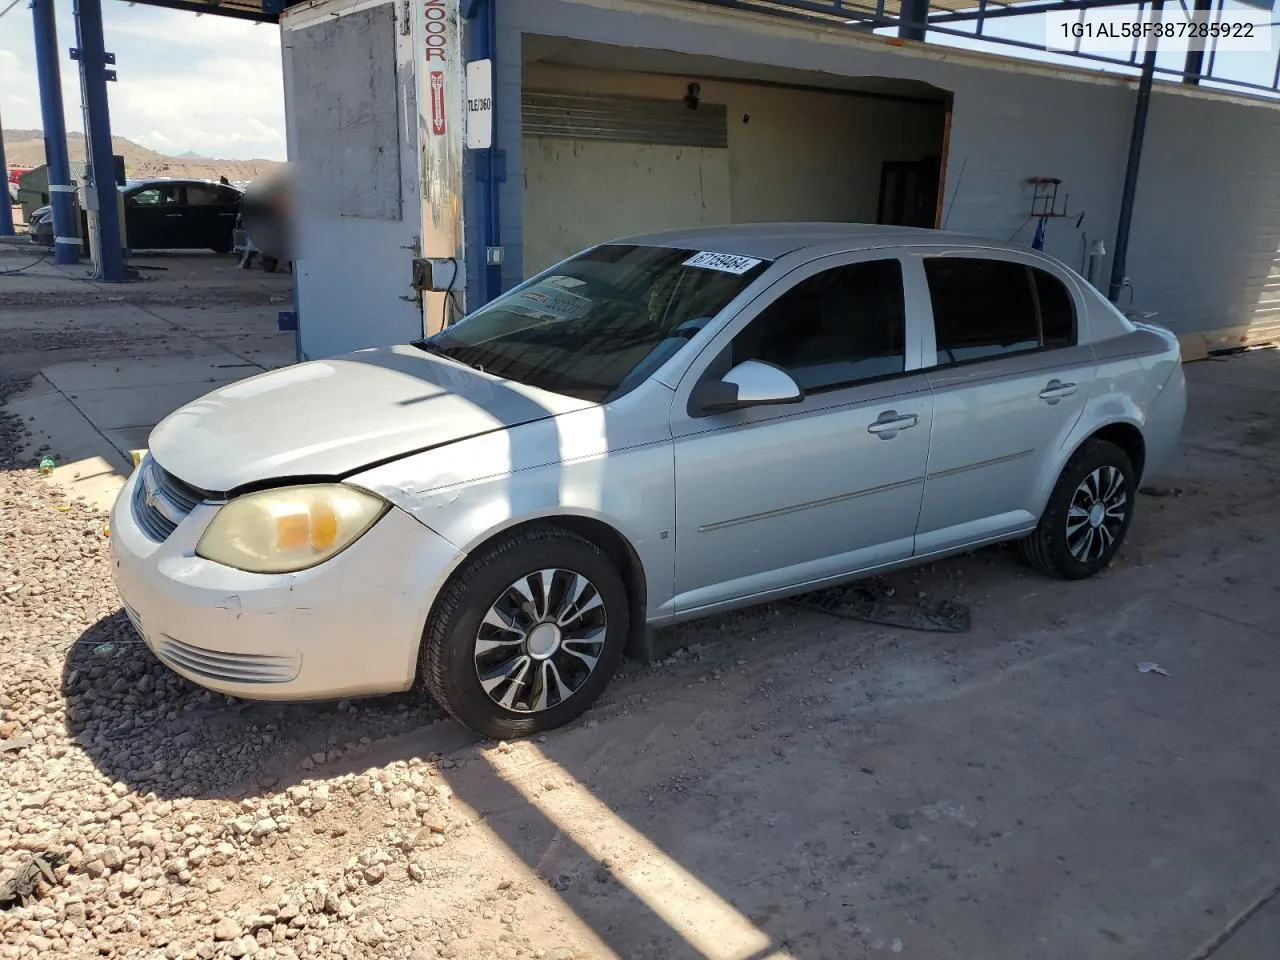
left=1, top=244, right=1279, bottom=960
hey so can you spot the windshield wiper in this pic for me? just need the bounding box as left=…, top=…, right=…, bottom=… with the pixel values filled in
left=411, top=339, right=486, bottom=375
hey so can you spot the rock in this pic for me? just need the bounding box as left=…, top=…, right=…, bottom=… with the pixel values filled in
left=252, top=818, right=279, bottom=839
left=363, top=863, right=386, bottom=884
left=227, top=935, right=257, bottom=957
left=276, top=901, right=300, bottom=922
left=140, top=888, right=164, bottom=908
left=20, top=790, right=52, bottom=810
left=120, top=875, right=141, bottom=894
left=213, top=918, right=242, bottom=941
left=389, top=790, right=415, bottom=810
left=101, top=847, right=125, bottom=870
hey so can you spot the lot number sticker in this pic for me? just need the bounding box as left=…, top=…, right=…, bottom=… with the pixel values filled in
left=683, top=251, right=763, bottom=275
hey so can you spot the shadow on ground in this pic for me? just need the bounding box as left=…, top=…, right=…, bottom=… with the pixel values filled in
left=61, top=610, right=453, bottom=800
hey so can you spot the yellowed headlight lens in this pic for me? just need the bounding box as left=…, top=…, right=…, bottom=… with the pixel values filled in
left=196, top=484, right=386, bottom=573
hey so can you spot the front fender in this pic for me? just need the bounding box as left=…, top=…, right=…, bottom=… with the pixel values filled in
left=348, top=407, right=677, bottom=621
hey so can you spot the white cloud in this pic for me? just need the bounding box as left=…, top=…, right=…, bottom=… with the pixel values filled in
left=0, top=1, right=285, bottom=161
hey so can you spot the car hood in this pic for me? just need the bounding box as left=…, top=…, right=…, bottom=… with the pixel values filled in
left=148, top=345, right=594, bottom=493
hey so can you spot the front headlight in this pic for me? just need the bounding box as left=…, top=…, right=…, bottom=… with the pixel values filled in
left=195, top=484, right=387, bottom=573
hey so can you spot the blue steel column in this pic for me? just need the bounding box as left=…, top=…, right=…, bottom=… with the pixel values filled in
left=74, top=0, right=126, bottom=281
left=31, top=0, right=79, bottom=263
left=468, top=0, right=502, bottom=305
left=0, top=120, right=14, bottom=236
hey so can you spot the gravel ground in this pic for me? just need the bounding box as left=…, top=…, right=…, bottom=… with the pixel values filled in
left=0, top=383, right=515, bottom=959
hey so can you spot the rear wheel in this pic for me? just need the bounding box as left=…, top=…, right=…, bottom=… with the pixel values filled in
left=210, top=235, right=233, bottom=254
left=420, top=526, right=630, bottom=739
left=1019, top=439, right=1136, bottom=580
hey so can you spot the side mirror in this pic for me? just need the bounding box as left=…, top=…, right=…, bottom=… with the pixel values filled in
left=690, top=360, right=804, bottom=417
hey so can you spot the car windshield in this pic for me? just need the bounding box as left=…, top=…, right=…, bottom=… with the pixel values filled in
left=413, top=244, right=771, bottom=402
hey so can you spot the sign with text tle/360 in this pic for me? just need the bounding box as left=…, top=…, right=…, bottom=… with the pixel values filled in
left=465, top=59, right=493, bottom=150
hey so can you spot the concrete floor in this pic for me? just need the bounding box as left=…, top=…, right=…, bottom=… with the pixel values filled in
left=3, top=241, right=1280, bottom=958
left=1, top=247, right=295, bottom=508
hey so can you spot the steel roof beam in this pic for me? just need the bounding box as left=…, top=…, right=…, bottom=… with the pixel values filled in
left=118, top=0, right=276, bottom=23
left=927, top=0, right=1147, bottom=24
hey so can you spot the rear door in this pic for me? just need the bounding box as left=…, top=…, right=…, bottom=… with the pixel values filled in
left=124, top=184, right=182, bottom=249
left=181, top=182, right=240, bottom=249
left=913, top=253, right=1097, bottom=554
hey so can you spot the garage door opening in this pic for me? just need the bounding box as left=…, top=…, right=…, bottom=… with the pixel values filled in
left=521, top=37, right=951, bottom=274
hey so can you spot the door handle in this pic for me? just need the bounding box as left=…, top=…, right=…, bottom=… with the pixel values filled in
left=1039, top=380, right=1078, bottom=404
left=867, top=410, right=919, bottom=439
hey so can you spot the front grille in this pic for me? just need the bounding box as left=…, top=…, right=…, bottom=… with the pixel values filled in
left=154, top=635, right=301, bottom=685
left=132, top=459, right=206, bottom=542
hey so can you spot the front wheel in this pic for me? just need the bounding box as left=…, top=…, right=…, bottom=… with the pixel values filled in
left=420, top=526, right=630, bottom=739
left=1019, top=439, right=1137, bottom=580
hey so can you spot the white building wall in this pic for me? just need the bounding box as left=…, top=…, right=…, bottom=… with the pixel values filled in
left=520, top=61, right=945, bottom=272
left=492, top=0, right=1280, bottom=350
left=1129, top=91, right=1280, bottom=353
left=496, top=0, right=1135, bottom=286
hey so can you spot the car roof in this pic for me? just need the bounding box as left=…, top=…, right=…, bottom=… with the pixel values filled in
left=126, top=177, right=241, bottom=191
left=609, top=222, right=1038, bottom=261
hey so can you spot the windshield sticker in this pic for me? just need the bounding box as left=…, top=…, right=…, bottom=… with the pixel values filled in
left=511, top=282, right=592, bottom=321
left=543, top=275, right=587, bottom=289
left=683, top=251, right=763, bottom=275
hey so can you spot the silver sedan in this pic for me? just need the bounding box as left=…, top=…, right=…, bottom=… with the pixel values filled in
left=110, top=224, right=1186, bottom=738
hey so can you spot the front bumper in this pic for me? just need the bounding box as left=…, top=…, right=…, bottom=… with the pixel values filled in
left=109, top=465, right=465, bottom=701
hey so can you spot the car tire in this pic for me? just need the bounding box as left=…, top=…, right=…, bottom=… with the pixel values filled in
left=260, top=256, right=279, bottom=273
left=1019, top=438, right=1137, bottom=580
left=420, top=526, right=630, bottom=739
left=211, top=236, right=234, bottom=255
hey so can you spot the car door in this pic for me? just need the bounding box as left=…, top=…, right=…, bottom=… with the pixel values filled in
left=181, top=182, right=240, bottom=249
left=913, top=252, right=1097, bottom=554
left=124, top=184, right=182, bottom=249
left=668, top=253, right=935, bottom=615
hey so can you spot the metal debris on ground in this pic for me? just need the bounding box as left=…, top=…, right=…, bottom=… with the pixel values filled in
left=0, top=852, right=65, bottom=910
left=1137, top=661, right=1170, bottom=677
left=790, top=579, right=972, bottom=632
left=0, top=736, right=34, bottom=755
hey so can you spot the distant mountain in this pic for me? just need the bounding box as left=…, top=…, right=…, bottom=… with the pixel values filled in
left=3, top=129, right=280, bottom=182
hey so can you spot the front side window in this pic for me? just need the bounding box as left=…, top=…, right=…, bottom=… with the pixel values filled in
left=416, top=244, right=770, bottom=402
left=924, top=257, right=1077, bottom=365
left=731, top=259, right=907, bottom=393
left=129, top=185, right=179, bottom=206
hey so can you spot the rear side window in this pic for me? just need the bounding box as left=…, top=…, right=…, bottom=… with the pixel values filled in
left=924, top=257, right=1076, bottom=365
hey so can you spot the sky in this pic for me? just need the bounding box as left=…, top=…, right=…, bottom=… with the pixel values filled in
left=0, top=1, right=1275, bottom=165
left=0, top=0, right=285, bottom=161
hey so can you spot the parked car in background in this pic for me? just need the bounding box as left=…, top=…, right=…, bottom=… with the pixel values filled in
left=27, top=178, right=242, bottom=252
left=110, top=224, right=1186, bottom=739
